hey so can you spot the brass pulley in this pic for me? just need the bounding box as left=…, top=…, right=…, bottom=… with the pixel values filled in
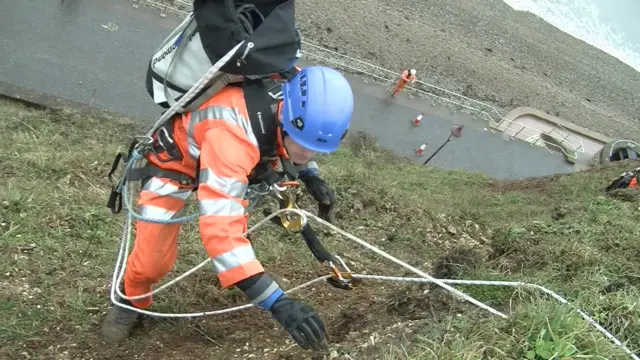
left=275, top=181, right=305, bottom=232
left=278, top=192, right=305, bottom=232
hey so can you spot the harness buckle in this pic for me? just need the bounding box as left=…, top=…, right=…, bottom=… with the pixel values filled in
left=132, top=135, right=155, bottom=155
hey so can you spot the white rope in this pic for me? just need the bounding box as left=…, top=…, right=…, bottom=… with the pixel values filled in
left=301, top=211, right=508, bottom=318
left=110, top=179, right=505, bottom=319
left=353, top=275, right=639, bottom=360
left=112, top=207, right=308, bottom=302
left=109, top=187, right=638, bottom=359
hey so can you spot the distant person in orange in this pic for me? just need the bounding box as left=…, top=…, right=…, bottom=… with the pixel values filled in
left=392, top=68, right=417, bottom=97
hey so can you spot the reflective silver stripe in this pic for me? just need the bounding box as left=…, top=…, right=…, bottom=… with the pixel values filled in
left=199, top=169, right=247, bottom=198
left=211, top=245, right=257, bottom=273
left=241, top=273, right=278, bottom=302
left=139, top=204, right=184, bottom=221
left=251, top=282, right=280, bottom=305
left=187, top=105, right=259, bottom=148
left=296, top=160, right=318, bottom=172
left=199, top=198, right=245, bottom=216
left=187, top=136, right=201, bottom=161
left=142, top=177, right=192, bottom=201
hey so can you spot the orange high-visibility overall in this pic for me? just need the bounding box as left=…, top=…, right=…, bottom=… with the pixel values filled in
left=392, top=70, right=416, bottom=96
left=123, top=85, right=296, bottom=309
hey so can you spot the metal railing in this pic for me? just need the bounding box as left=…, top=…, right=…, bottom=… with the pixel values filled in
left=130, top=0, right=584, bottom=161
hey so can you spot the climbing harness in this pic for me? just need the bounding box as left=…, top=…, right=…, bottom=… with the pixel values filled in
left=106, top=71, right=301, bottom=216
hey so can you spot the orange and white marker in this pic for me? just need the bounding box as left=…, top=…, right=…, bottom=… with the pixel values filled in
left=412, top=114, right=423, bottom=127
left=415, top=143, right=427, bottom=155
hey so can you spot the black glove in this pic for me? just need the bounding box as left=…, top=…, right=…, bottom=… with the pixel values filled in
left=270, top=294, right=328, bottom=351
left=300, top=175, right=336, bottom=223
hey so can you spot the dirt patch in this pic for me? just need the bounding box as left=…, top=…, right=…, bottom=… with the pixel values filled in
left=488, top=174, right=565, bottom=194
left=385, top=288, right=458, bottom=320
left=432, top=246, right=485, bottom=279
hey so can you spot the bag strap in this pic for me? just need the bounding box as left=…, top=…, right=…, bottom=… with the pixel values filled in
left=182, top=73, right=244, bottom=113
left=163, top=15, right=196, bottom=111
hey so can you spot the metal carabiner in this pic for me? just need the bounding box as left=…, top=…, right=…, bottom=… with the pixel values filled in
left=156, top=126, right=175, bottom=150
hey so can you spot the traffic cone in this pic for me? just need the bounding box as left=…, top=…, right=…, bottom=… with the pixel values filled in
left=415, top=143, right=427, bottom=155
left=412, top=114, right=423, bottom=127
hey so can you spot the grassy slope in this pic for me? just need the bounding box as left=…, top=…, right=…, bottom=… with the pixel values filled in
left=0, top=97, right=638, bottom=360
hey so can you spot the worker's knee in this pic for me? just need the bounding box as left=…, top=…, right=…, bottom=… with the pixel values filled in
left=126, top=251, right=175, bottom=284
left=125, top=222, right=179, bottom=284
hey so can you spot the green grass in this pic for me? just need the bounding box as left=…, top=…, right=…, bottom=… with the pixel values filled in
left=0, top=97, right=638, bottom=359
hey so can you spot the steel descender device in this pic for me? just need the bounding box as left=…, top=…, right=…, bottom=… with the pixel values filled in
left=266, top=182, right=362, bottom=290
left=326, top=255, right=361, bottom=290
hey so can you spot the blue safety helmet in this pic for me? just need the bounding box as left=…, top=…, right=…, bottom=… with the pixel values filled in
left=280, top=66, right=354, bottom=153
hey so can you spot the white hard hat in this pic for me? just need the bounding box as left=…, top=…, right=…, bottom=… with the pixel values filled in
left=409, top=69, right=416, bottom=75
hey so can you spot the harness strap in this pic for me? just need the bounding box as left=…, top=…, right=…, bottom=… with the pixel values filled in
left=252, top=161, right=282, bottom=185
left=107, top=139, right=140, bottom=214
left=126, top=162, right=196, bottom=185
left=280, top=158, right=299, bottom=181
left=242, top=77, right=299, bottom=184
left=243, top=78, right=280, bottom=157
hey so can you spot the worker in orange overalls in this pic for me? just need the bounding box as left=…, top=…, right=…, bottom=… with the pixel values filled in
left=392, top=68, right=417, bottom=97
left=101, top=66, right=354, bottom=352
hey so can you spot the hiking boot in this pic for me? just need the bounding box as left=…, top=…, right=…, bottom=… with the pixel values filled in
left=101, top=298, right=141, bottom=344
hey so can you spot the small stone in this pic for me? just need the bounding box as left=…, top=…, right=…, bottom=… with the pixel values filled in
left=446, top=225, right=457, bottom=235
